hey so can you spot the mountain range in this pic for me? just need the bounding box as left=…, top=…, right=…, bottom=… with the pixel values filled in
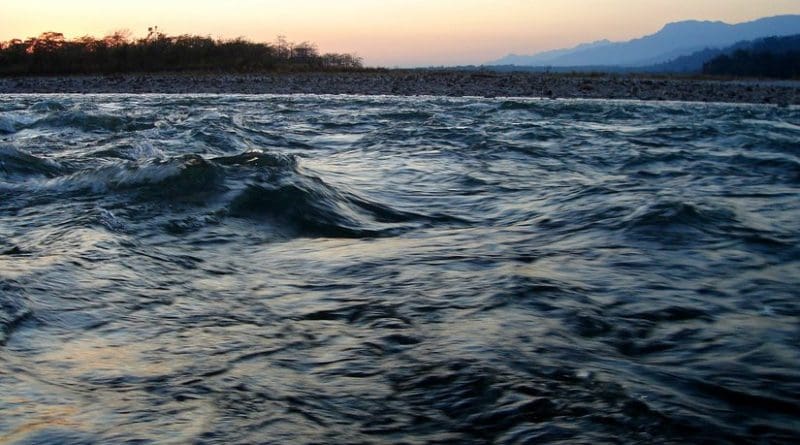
left=490, top=15, right=800, bottom=67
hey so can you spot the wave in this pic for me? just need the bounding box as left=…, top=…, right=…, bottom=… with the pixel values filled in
left=91, top=141, right=167, bottom=161
left=376, top=110, right=434, bottom=121
left=0, top=146, right=64, bottom=179
left=35, top=110, right=156, bottom=133
left=0, top=281, right=31, bottom=345
left=2, top=146, right=445, bottom=238
left=497, top=100, right=645, bottom=121
left=0, top=112, right=39, bottom=135
left=217, top=150, right=453, bottom=237
left=30, top=100, right=68, bottom=113
left=0, top=116, right=16, bottom=134
left=212, top=151, right=297, bottom=169
left=2, top=105, right=155, bottom=135
left=622, top=200, right=738, bottom=234
left=621, top=150, right=695, bottom=169
left=40, top=155, right=220, bottom=197
left=729, top=154, right=800, bottom=182
left=227, top=174, right=418, bottom=238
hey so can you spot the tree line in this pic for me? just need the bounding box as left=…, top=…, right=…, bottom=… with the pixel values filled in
left=703, top=50, right=800, bottom=78
left=0, top=29, right=365, bottom=75
left=702, top=35, right=800, bottom=79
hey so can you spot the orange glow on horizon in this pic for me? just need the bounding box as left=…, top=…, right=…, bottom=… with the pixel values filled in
left=2, top=0, right=799, bottom=66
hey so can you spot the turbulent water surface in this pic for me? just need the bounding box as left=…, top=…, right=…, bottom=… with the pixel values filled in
left=1, top=95, right=799, bottom=444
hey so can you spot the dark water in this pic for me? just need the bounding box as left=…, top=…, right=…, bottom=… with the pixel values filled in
left=1, top=95, right=799, bottom=444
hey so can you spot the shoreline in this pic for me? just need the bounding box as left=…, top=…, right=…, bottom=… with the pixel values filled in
left=1, top=72, right=799, bottom=105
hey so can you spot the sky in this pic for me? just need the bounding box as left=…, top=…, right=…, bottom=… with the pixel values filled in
left=2, top=0, right=799, bottom=67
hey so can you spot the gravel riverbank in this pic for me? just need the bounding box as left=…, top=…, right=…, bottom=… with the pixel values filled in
left=1, top=71, right=798, bottom=104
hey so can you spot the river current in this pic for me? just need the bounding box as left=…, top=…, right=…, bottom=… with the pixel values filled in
left=1, top=95, right=799, bottom=444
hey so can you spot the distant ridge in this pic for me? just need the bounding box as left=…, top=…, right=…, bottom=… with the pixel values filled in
left=490, top=15, right=800, bottom=67
left=496, top=40, right=612, bottom=66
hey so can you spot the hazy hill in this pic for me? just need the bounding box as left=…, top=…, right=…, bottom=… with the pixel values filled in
left=491, top=15, right=800, bottom=67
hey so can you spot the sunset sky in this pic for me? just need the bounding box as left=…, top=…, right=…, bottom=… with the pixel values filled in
left=2, top=0, right=799, bottom=67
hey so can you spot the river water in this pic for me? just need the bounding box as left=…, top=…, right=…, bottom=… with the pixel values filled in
left=1, top=95, right=799, bottom=444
